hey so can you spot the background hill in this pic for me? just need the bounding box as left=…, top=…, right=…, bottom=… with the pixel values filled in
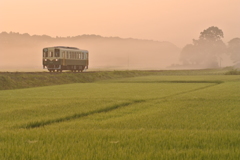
left=0, top=32, right=180, bottom=70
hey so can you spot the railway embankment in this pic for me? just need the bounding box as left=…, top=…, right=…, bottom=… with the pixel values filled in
left=0, top=68, right=237, bottom=90
left=0, top=71, right=155, bottom=90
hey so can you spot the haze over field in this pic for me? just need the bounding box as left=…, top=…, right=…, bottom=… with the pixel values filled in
left=1, top=0, right=240, bottom=70
left=0, top=33, right=180, bottom=70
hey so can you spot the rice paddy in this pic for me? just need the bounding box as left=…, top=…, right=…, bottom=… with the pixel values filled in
left=0, top=71, right=239, bottom=159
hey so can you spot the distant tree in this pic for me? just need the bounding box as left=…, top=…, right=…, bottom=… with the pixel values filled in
left=199, top=26, right=224, bottom=42
left=228, top=38, right=240, bottom=66
left=22, top=33, right=30, bottom=37
left=180, top=26, right=226, bottom=68
left=180, top=44, right=201, bottom=65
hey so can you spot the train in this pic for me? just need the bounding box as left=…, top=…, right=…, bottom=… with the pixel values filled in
left=42, top=46, right=89, bottom=72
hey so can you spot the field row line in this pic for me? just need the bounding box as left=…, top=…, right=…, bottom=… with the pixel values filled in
left=19, top=100, right=145, bottom=129
left=19, top=81, right=222, bottom=129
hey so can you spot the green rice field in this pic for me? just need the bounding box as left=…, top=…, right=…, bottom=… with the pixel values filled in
left=0, top=71, right=239, bottom=159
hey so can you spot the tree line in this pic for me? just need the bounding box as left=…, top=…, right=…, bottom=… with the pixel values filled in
left=179, top=26, right=240, bottom=68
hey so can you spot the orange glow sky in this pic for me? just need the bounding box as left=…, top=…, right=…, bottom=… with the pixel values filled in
left=1, top=0, right=240, bottom=47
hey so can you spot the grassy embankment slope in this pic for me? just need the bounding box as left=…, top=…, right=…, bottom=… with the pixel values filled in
left=0, top=71, right=155, bottom=90
left=0, top=69, right=234, bottom=90
left=0, top=69, right=240, bottom=159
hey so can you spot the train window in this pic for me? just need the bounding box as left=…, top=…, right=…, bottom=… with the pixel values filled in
left=55, top=49, right=60, bottom=57
left=49, top=51, right=53, bottom=57
left=43, top=49, right=48, bottom=57
left=43, top=51, right=48, bottom=57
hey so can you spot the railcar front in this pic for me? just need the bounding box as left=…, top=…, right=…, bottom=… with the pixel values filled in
left=42, top=46, right=89, bottom=72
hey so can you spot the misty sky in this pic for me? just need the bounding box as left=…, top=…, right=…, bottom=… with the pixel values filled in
left=1, top=0, right=240, bottom=47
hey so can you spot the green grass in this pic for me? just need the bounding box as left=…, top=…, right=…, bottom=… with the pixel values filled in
left=0, top=70, right=239, bottom=159
left=225, top=69, right=240, bottom=75
left=0, top=71, right=154, bottom=90
left=0, top=68, right=231, bottom=90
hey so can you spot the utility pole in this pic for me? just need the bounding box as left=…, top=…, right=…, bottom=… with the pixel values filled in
left=219, top=56, right=222, bottom=68
left=128, top=54, right=129, bottom=70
